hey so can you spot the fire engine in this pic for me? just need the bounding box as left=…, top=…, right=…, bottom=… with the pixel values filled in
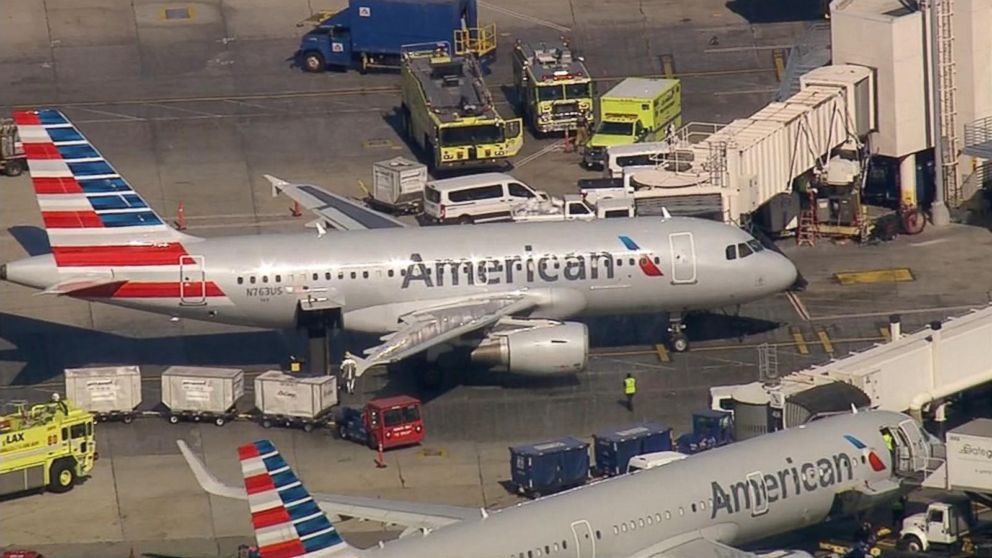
left=512, top=39, right=594, bottom=134
left=0, top=395, right=96, bottom=496
left=400, top=45, right=523, bottom=170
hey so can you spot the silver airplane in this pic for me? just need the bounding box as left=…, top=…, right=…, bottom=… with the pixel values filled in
left=1, top=109, right=797, bottom=380
left=179, top=409, right=940, bottom=558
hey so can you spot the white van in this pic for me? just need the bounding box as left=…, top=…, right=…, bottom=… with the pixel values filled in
left=626, top=451, right=688, bottom=473
left=604, top=141, right=672, bottom=178
left=422, top=172, right=549, bottom=225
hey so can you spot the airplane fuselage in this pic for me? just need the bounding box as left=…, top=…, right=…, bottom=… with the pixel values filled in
left=4, top=217, right=797, bottom=334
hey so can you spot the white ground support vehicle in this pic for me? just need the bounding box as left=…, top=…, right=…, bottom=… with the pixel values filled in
left=422, top=172, right=551, bottom=224
left=626, top=451, right=688, bottom=473
left=898, top=497, right=992, bottom=553
left=511, top=194, right=634, bottom=222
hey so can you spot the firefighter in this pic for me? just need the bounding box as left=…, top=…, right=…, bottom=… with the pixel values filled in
left=574, top=114, right=591, bottom=150
left=623, top=373, right=637, bottom=412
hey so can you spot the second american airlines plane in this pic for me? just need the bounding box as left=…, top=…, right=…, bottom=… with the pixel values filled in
left=1, top=109, right=797, bottom=380
left=180, top=410, right=940, bottom=558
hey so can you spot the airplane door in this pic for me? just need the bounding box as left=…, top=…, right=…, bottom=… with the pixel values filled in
left=897, top=419, right=930, bottom=472
left=179, top=255, right=207, bottom=305
left=746, top=471, right=769, bottom=516
left=668, top=232, right=697, bottom=284
left=570, top=520, right=596, bottom=558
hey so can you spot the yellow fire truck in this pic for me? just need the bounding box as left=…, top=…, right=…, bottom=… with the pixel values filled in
left=399, top=46, right=523, bottom=170
left=512, top=39, right=594, bottom=134
left=0, top=395, right=96, bottom=496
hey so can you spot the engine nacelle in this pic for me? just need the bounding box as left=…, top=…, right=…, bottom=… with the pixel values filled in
left=470, top=321, right=588, bottom=375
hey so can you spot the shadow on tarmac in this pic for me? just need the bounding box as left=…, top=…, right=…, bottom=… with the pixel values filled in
left=724, top=0, right=829, bottom=23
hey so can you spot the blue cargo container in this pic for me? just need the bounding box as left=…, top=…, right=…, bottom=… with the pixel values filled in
left=509, top=437, right=589, bottom=496
left=594, top=423, right=674, bottom=476
left=676, top=410, right=734, bottom=454
left=295, top=0, right=483, bottom=72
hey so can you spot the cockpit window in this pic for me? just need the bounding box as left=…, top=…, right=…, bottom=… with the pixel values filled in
left=725, top=245, right=737, bottom=260
left=738, top=242, right=753, bottom=258
left=747, top=240, right=764, bottom=253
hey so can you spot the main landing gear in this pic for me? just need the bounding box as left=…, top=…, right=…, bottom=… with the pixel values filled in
left=668, top=315, right=690, bottom=353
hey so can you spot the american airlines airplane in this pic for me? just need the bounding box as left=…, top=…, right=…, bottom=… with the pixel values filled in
left=179, top=410, right=940, bottom=558
left=1, top=109, right=797, bottom=381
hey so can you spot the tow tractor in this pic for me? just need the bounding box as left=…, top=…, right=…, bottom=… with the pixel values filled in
left=0, top=394, right=97, bottom=496
left=336, top=395, right=425, bottom=450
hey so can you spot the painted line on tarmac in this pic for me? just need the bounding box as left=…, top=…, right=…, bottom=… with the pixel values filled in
left=805, top=304, right=980, bottom=322
left=704, top=44, right=794, bottom=54
left=786, top=291, right=811, bottom=321
left=593, top=335, right=887, bottom=358
left=713, top=88, right=780, bottom=97
left=478, top=1, right=570, bottom=33
left=816, top=330, right=834, bottom=354
left=790, top=327, right=809, bottom=355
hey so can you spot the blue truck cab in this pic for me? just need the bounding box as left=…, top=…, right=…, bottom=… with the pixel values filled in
left=296, top=0, right=493, bottom=73
left=676, top=410, right=734, bottom=454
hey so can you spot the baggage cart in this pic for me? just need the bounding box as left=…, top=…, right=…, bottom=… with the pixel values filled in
left=64, top=365, right=142, bottom=423
left=366, top=157, right=427, bottom=215
left=509, top=437, right=589, bottom=497
left=161, top=366, right=244, bottom=426
left=254, top=371, right=338, bottom=432
left=594, top=422, right=674, bottom=476
left=0, top=119, right=26, bottom=177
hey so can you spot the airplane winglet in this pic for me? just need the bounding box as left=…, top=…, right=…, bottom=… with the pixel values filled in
left=264, top=174, right=292, bottom=197
left=176, top=440, right=247, bottom=500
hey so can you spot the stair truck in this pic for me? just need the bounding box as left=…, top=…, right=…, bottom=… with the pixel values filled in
left=582, top=77, right=682, bottom=169
left=295, top=0, right=496, bottom=73
left=511, top=39, right=594, bottom=134
left=400, top=47, right=523, bottom=171
left=0, top=395, right=96, bottom=496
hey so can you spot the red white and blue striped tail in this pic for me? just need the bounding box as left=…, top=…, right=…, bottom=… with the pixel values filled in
left=12, top=108, right=189, bottom=256
left=239, top=441, right=360, bottom=558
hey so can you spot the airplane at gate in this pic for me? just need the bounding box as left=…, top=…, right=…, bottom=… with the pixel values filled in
left=179, top=410, right=941, bottom=558
left=1, top=109, right=797, bottom=380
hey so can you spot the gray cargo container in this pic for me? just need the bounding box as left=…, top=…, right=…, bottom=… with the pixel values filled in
left=161, top=366, right=244, bottom=426
left=254, top=371, right=338, bottom=431
left=64, top=365, right=142, bottom=422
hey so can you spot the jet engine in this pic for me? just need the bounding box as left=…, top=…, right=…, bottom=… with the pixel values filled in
left=470, top=321, right=588, bottom=375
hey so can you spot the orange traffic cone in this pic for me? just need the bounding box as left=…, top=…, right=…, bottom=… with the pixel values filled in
left=563, top=130, right=574, bottom=153
left=375, top=441, right=387, bottom=468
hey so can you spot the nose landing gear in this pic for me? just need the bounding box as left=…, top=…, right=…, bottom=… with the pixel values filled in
left=668, top=316, right=690, bottom=353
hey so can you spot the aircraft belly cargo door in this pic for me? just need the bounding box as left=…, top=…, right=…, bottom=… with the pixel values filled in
left=570, top=520, right=596, bottom=558
left=669, top=232, right=697, bottom=284
left=179, top=255, right=207, bottom=305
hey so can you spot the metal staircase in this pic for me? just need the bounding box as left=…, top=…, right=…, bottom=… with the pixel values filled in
left=775, top=23, right=832, bottom=102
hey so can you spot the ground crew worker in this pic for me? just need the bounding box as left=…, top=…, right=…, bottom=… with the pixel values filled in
left=881, top=429, right=895, bottom=464
left=891, top=493, right=908, bottom=528
left=289, top=355, right=302, bottom=374
left=340, top=356, right=358, bottom=394
left=623, top=373, right=637, bottom=412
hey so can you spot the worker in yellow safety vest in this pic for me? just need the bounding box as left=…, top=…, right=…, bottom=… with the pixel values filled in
left=881, top=429, right=895, bottom=463
left=624, top=373, right=637, bottom=412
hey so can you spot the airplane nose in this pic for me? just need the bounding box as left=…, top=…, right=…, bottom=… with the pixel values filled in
left=767, top=252, right=799, bottom=293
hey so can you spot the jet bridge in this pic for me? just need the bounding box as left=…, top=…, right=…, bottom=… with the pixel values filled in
left=631, top=64, right=875, bottom=232
left=713, top=304, right=992, bottom=436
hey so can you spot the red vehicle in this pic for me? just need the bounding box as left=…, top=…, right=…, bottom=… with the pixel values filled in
left=338, top=395, right=424, bottom=450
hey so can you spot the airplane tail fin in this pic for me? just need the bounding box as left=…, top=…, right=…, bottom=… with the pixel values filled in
left=12, top=109, right=196, bottom=268
left=238, top=440, right=361, bottom=558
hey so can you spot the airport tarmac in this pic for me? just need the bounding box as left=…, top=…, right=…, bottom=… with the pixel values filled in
left=1, top=0, right=989, bottom=555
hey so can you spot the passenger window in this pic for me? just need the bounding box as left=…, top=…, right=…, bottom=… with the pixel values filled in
left=613, top=526, right=619, bottom=535
left=312, top=273, right=318, bottom=281
left=738, top=242, right=753, bottom=257
left=553, top=543, right=559, bottom=551
left=388, top=269, right=395, bottom=277
left=700, top=500, right=707, bottom=510
left=638, top=519, right=645, bottom=527
left=338, top=272, right=344, bottom=280
left=654, top=513, right=661, bottom=522
left=646, top=515, right=653, bottom=525
left=725, top=245, right=737, bottom=260
left=595, top=531, right=601, bottom=540
left=617, top=259, right=623, bottom=267
left=544, top=545, right=549, bottom=554
left=350, top=272, right=356, bottom=279
left=621, top=524, right=627, bottom=533
left=262, top=276, right=269, bottom=283
left=679, top=507, right=685, bottom=516
left=275, top=275, right=281, bottom=283
left=562, top=540, right=567, bottom=550
left=325, top=272, right=332, bottom=280
left=508, top=183, right=536, bottom=198
left=628, top=258, right=635, bottom=265
left=653, top=257, right=660, bottom=264
left=449, top=184, right=504, bottom=202
left=237, top=277, right=243, bottom=285
left=362, top=271, right=369, bottom=279
left=249, top=276, right=256, bottom=284
left=665, top=511, right=671, bottom=520
left=691, top=503, right=697, bottom=513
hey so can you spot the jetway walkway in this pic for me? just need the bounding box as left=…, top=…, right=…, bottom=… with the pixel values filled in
left=631, top=64, right=875, bottom=230
left=714, top=304, right=992, bottom=435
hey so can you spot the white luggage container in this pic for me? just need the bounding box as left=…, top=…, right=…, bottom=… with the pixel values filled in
left=368, top=157, right=428, bottom=214
left=64, top=365, right=142, bottom=423
left=254, top=371, right=338, bottom=432
left=161, top=366, right=244, bottom=426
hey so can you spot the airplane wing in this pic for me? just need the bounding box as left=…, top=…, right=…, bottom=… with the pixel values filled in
left=347, top=294, right=537, bottom=377
left=265, top=174, right=407, bottom=231
left=177, top=440, right=477, bottom=533
left=635, top=536, right=813, bottom=558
